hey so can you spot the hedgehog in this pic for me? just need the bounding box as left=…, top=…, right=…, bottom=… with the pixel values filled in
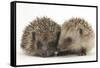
left=21, top=17, right=61, bottom=57
left=57, top=18, right=95, bottom=56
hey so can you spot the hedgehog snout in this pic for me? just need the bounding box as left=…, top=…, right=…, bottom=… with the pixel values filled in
left=41, top=50, right=54, bottom=57
left=41, top=51, right=48, bottom=57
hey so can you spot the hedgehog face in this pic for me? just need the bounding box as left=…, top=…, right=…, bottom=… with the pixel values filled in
left=33, top=32, right=60, bottom=57
left=57, top=27, right=82, bottom=52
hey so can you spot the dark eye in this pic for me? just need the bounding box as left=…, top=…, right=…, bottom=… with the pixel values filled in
left=79, top=28, right=83, bottom=34
left=64, top=37, right=72, bottom=43
left=37, top=41, right=43, bottom=49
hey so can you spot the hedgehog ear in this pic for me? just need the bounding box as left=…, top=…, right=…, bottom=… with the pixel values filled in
left=32, top=32, right=35, bottom=40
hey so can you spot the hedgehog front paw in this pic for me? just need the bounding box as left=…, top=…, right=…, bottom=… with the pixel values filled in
left=77, top=48, right=87, bottom=56
left=78, top=52, right=86, bottom=56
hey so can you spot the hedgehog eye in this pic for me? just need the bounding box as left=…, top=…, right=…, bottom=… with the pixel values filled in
left=37, top=41, right=43, bottom=49
left=79, top=28, right=83, bottom=34
left=64, top=37, right=72, bottom=43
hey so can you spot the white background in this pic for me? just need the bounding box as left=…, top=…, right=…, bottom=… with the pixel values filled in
left=16, top=2, right=96, bottom=65
left=0, top=0, right=99, bottom=68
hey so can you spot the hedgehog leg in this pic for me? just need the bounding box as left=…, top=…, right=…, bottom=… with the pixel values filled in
left=77, top=47, right=87, bottom=56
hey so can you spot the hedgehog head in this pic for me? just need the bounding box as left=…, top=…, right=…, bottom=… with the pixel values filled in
left=31, top=17, right=61, bottom=57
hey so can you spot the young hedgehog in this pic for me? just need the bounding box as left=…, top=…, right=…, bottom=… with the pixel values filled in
left=57, top=18, right=95, bottom=56
left=21, top=17, right=61, bottom=57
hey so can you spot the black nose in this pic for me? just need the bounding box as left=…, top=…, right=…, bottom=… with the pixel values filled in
left=41, top=51, right=49, bottom=57
left=41, top=51, right=54, bottom=57
left=42, top=53, right=47, bottom=57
